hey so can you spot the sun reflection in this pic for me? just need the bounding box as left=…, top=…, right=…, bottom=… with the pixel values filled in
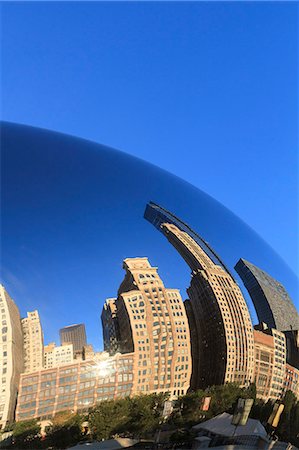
left=95, top=359, right=113, bottom=377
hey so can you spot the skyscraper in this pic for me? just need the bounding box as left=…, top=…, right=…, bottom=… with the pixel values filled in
left=101, top=298, right=120, bottom=355
left=59, top=324, right=87, bottom=357
left=0, top=285, right=24, bottom=429
left=102, top=257, right=192, bottom=398
left=144, top=202, right=255, bottom=389
left=235, top=258, right=299, bottom=332
left=21, top=310, right=44, bottom=373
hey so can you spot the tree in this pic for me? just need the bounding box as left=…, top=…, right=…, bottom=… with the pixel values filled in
left=45, top=412, right=83, bottom=449
left=290, top=402, right=299, bottom=447
left=250, top=399, right=274, bottom=425
left=171, top=390, right=205, bottom=427
left=12, top=419, right=41, bottom=448
left=206, top=383, right=244, bottom=416
left=127, top=393, right=168, bottom=437
left=277, top=391, right=297, bottom=443
left=89, top=397, right=131, bottom=440
left=245, top=383, right=257, bottom=401
left=89, top=393, right=169, bottom=440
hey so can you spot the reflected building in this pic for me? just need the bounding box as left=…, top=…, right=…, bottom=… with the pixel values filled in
left=82, top=344, right=96, bottom=361
left=44, top=343, right=74, bottom=369
left=284, top=364, right=299, bottom=398
left=235, top=258, right=299, bottom=332
left=16, top=352, right=134, bottom=421
left=101, top=298, right=120, bottom=355
left=2, top=122, right=299, bottom=361
left=283, top=330, right=299, bottom=370
left=144, top=202, right=255, bottom=389
left=22, top=310, right=44, bottom=374
left=253, top=323, right=287, bottom=401
left=103, top=257, right=192, bottom=398
left=60, top=324, right=87, bottom=358
left=0, top=285, right=24, bottom=429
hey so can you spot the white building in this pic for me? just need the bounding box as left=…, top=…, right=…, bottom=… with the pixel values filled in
left=44, top=342, right=73, bottom=368
left=22, top=310, right=44, bottom=373
left=0, top=285, right=24, bottom=429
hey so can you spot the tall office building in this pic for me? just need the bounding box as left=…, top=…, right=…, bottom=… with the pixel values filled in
left=22, top=310, right=44, bottom=373
left=284, top=364, right=299, bottom=399
left=103, top=257, right=192, bottom=398
left=59, top=324, right=87, bottom=357
left=235, top=258, right=299, bottom=332
left=283, top=330, right=299, bottom=369
left=253, top=323, right=287, bottom=401
left=16, top=352, right=134, bottom=421
left=44, top=343, right=74, bottom=369
left=253, top=328, right=275, bottom=401
left=0, top=285, right=24, bottom=429
left=144, top=202, right=255, bottom=389
left=101, top=298, right=120, bottom=355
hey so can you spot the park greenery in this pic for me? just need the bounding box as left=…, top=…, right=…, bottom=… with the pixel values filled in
left=0, top=384, right=299, bottom=449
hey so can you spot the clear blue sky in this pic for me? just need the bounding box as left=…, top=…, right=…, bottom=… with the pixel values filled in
left=1, top=3, right=297, bottom=271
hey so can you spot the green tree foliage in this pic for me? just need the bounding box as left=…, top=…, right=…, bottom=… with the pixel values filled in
left=12, top=419, right=40, bottom=448
left=246, top=383, right=257, bottom=401
left=89, top=398, right=131, bottom=440
left=6, top=386, right=298, bottom=448
left=45, top=412, right=82, bottom=449
left=250, top=399, right=274, bottom=425
left=89, top=393, right=169, bottom=440
left=207, top=383, right=249, bottom=416
left=289, top=402, right=299, bottom=447
left=277, top=391, right=297, bottom=444
left=170, top=383, right=256, bottom=428
left=250, top=391, right=299, bottom=447
left=128, top=392, right=168, bottom=436
left=171, top=390, right=205, bottom=426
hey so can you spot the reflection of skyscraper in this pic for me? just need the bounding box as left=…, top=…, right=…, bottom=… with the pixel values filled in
left=102, top=257, right=192, bottom=398
left=0, top=285, right=24, bottom=429
left=235, top=258, right=299, bottom=332
left=101, top=298, right=120, bottom=355
left=21, top=310, right=44, bottom=373
left=253, top=323, right=286, bottom=401
left=144, top=202, right=255, bottom=390
left=59, top=324, right=87, bottom=357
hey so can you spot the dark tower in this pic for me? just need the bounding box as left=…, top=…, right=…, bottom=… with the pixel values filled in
left=235, top=258, right=299, bottom=332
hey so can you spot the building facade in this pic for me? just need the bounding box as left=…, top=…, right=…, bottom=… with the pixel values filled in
left=0, top=285, right=24, bottom=429
left=44, top=343, right=74, bottom=369
left=283, top=330, right=299, bottom=370
left=82, top=344, right=96, bottom=361
left=253, top=324, right=287, bottom=401
left=59, top=324, right=87, bottom=358
left=117, top=258, right=192, bottom=397
left=284, top=364, right=299, bottom=399
left=144, top=202, right=255, bottom=390
left=101, top=298, right=120, bottom=355
left=16, top=352, right=134, bottom=421
left=253, top=329, right=275, bottom=401
left=22, top=310, right=44, bottom=374
left=235, top=258, right=299, bottom=332
left=103, top=257, right=192, bottom=398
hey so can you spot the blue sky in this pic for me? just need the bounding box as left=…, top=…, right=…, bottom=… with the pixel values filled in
left=2, top=2, right=297, bottom=271
left=1, top=2, right=298, bottom=346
